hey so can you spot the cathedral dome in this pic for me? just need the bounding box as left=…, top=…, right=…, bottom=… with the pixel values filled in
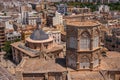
left=30, top=29, right=49, bottom=40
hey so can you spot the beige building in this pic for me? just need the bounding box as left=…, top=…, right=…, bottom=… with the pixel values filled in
left=11, top=19, right=64, bottom=64
left=69, top=51, right=120, bottom=80
left=13, top=17, right=120, bottom=80
left=66, top=16, right=101, bottom=70
left=11, top=39, right=63, bottom=64
left=68, top=7, right=91, bottom=14
left=25, top=29, right=53, bottom=51
left=0, top=22, right=5, bottom=51
left=105, top=24, right=120, bottom=52
left=15, top=57, right=67, bottom=80
left=64, top=14, right=120, bottom=80
left=10, top=11, right=120, bottom=80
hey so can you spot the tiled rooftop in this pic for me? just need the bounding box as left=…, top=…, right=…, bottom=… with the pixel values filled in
left=19, top=58, right=67, bottom=73
left=0, top=65, right=15, bottom=80
left=98, top=51, right=120, bottom=70
left=11, top=41, right=63, bottom=57
left=11, top=42, right=38, bottom=57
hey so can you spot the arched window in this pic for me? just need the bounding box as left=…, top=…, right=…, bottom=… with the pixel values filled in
left=80, top=32, right=90, bottom=50
left=69, top=37, right=77, bottom=49
left=93, top=31, right=99, bottom=49
left=68, top=55, right=76, bottom=68
left=80, top=56, right=90, bottom=69
left=93, top=53, right=99, bottom=68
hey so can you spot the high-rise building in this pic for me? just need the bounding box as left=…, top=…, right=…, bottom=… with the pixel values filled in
left=0, top=22, right=5, bottom=51
left=22, top=11, right=29, bottom=25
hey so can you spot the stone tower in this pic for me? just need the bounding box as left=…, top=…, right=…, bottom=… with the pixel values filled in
left=66, top=16, right=101, bottom=70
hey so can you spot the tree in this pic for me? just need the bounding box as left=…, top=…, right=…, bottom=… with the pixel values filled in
left=2, top=39, right=20, bottom=60
left=54, top=2, right=120, bottom=12
left=2, top=41, right=12, bottom=59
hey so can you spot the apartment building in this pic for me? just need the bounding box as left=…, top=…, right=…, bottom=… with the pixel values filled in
left=0, top=22, right=5, bottom=51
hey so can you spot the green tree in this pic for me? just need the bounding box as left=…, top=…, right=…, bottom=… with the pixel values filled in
left=2, top=39, right=20, bottom=60
left=2, top=41, right=12, bottom=59
left=14, top=38, right=21, bottom=42
left=54, top=2, right=120, bottom=11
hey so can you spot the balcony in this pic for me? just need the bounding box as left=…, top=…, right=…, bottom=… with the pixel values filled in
left=0, top=36, right=5, bottom=39
left=0, top=39, right=5, bottom=42
left=0, top=31, right=4, bottom=33
left=0, top=34, right=5, bottom=36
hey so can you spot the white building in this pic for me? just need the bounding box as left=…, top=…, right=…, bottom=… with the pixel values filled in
left=5, top=20, right=13, bottom=30
left=21, top=11, right=29, bottom=25
left=98, top=5, right=110, bottom=13
left=28, top=17, right=37, bottom=25
left=17, top=11, right=38, bottom=25
left=43, top=27, right=61, bottom=44
left=6, top=31, right=21, bottom=41
left=28, top=11, right=39, bottom=26
left=47, top=30, right=61, bottom=44
left=53, top=11, right=63, bottom=26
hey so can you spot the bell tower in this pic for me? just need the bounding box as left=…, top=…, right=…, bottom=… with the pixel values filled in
left=66, top=15, right=101, bottom=70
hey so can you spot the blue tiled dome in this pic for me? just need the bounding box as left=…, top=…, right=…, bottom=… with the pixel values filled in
left=30, top=29, right=49, bottom=40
